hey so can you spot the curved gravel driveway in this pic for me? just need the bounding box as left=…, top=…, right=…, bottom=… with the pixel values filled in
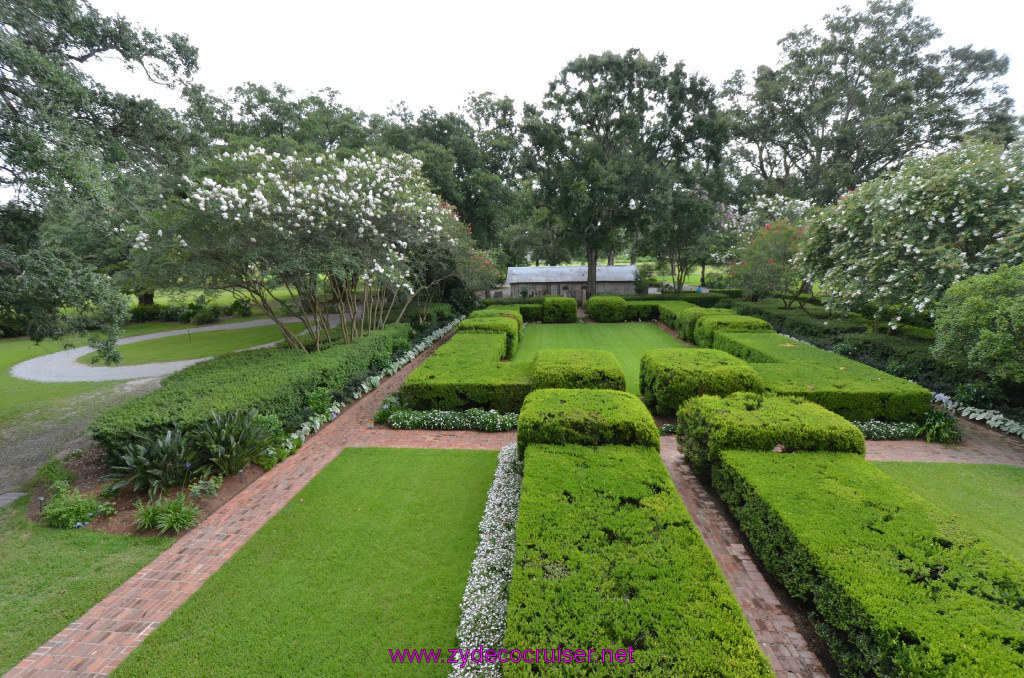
left=11, top=315, right=340, bottom=383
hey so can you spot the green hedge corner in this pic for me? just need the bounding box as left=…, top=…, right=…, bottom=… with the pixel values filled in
left=542, top=296, right=578, bottom=323
left=530, top=349, right=627, bottom=391
left=692, top=314, right=773, bottom=348
left=640, top=348, right=765, bottom=415
left=584, top=295, right=628, bottom=322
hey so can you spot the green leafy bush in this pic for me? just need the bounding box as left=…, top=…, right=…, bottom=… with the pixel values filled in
left=726, top=300, right=867, bottom=340
left=829, top=331, right=975, bottom=395
left=375, top=402, right=518, bottom=431
left=692, top=314, right=773, bottom=348
left=504, top=443, right=772, bottom=677
left=35, top=455, right=75, bottom=487
left=672, top=306, right=733, bottom=342
left=624, top=302, right=659, bottom=321
left=41, top=481, right=116, bottom=529
left=584, top=295, right=628, bottom=322
left=640, top=348, right=765, bottom=415
left=934, top=262, right=1024, bottom=384
left=459, top=315, right=521, bottom=358
left=916, top=409, right=961, bottom=443
left=90, top=324, right=411, bottom=455
left=530, top=349, right=626, bottom=391
left=622, top=291, right=742, bottom=306
left=189, top=409, right=283, bottom=476
left=105, top=428, right=199, bottom=499
left=678, top=392, right=865, bottom=477
left=517, top=388, right=659, bottom=458
left=468, top=306, right=525, bottom=328
left=713, top=451, right=1024, bottom=677
left=134, top=494, right=201, bottom=535
left=542, top=296, right=577, bottom=323
left=519, top=304, right=543, bottom=322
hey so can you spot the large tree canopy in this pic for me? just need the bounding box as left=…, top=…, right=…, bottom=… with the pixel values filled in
left=724, top=0, right=1018, bottom=204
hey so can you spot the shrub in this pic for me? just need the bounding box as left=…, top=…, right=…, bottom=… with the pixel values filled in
left=105, top=428, right=199, bottom=499
left=692, top=314, right=773, bottom=348
left=530, top=349, right=626, bottom=391
left=504, top=444, right=772, bottom=677
left=134, top=494, right=201, bottom=535
left=189, top=409, right=283, bottom=476
left=934, top=262, right=1024, bottom=384
left=519, top=304, right=543, bottom=322
left=727, top=220, right=806, bottom=304
left=378, top=407, right=518, bottom=432
left=459, top=315, right=521, bottom=358
left=623, top=291, right=740, bottom=306
left=824, top=331, right=974, bottom=395
left=624, top=302, right=659, bottom=321
left=916, top=408, right=961, bottom=443
left=584, top=295, right=628, bottom=322
left=35, top=455, right=75, bottom=487
left=640, top=348, right=765, bottom=415
left=468, top=306, right=525, bottom=328
left=726, top=300, right=867, bottom=340
left=713, top=451, right=1024, bottom=677
left=190, top=305, right=220, bottom=325
left=517, top=388, right=659, bottom=459
left=41, top=482, right=116, bottom=529
left=672, top=306, right=733, bottom=342
left=678, top=392, right=865, bottom=477
left=542, top=296, right=577, bottom=323
left=188, top=475, right=223, bottom=500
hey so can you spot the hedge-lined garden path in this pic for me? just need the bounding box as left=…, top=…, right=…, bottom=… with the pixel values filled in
left=660, top=436, right=832, bottom=678
left=5, top=329, right=512, bottom=678
left=866, top=418, right=1024, bottom=466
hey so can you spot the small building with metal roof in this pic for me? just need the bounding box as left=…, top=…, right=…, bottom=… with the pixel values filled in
left=502, top=265, right=637, bottom=303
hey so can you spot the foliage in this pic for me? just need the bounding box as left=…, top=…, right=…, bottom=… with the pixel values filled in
left=377, top=405, right=518, bottom=432
left=516, top=388, right=659, bottom=459
left=640, top=348, right=765, bottom=415
left=714, top=451, right=1024, bottom=677
left=853, top=420, right=920, bottom=440
left=541, top=296, right=576, bottom=323
left=802, top=142, right=1024, bottom=327
left=505, top=443, right=772, bottom=677
left=726, top=220, right=807, bottom=305
left=40, top=482, right=116, bottom=529
left=529, top=349, right=627, bottom=391
left=34, top=455, right=75, bottom=488
left=953, top=381, right=1006, bottom=410
left=692, top=314, right=773, bottom=348
left=669, top=305, right=731, bottom=342
left=916, top=409, right=961, bottom=443
left=189, top=409, right=284, bottom=476
left=726, top=299, right=867, bottom=342
left=133, top=494, right=201, bottom=535
left=933, top=262, right=1024, bottom=384
left=105, top=428, right=198, bottom=499
left=678, top=392, right=865, bottom=477
left=583, top=295, right=628, bottom=322
left=459, top=315, right=521, bottom=358
left=187, top=475, right=222, bottom=500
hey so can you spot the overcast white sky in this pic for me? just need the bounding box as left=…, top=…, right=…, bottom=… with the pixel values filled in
left=85, top=0, right=1023, bottom=117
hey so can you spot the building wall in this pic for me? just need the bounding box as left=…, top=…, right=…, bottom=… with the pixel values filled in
left=510, top=281, right=634, bottom=303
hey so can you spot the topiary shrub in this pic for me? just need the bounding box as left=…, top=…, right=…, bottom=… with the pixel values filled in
left=519, top=304, right=544, bottom=322
left=542, top=296, right=577, bottom=323
left=517, top=388, right=659, bottom=459
left=625, top=302, right=659, bottom=321
left=468, top=306, right=524, bottom=329
left=584, top=295, right=628, bottom=322
left=692, top=314, right=773, bottom=347
left=530, top=349, right=626, bottom=391
left=640, top=349, right=765, bottom=415
left=678, top=392, right=865, bottom=477
left=673, top=306, right=734, bottom=342
left=458, top=315, right=521, bottom=358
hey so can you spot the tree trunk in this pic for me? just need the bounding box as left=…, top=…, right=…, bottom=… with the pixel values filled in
left=586, top=247, right=598, bottom=299
left=607, top=250, right=615, bottom=265
left=700, top=262, right=706, bottom=287
left=137, top=291, right=155, bottom=306
left=630, top=228, right=639, bottom=265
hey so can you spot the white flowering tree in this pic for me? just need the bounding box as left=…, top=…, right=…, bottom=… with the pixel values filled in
left=801, top=142, right=1024, bottom=329
left=146, top=147, right=472, bottom=350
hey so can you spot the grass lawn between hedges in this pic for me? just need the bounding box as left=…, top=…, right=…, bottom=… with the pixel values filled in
left=513, top=322, right=688, bottom=394
left=0, top=498, right=172, bottom=674
left=112, top=447, right=497, bottom=678
left=874, top=461, right=1024, bottom=564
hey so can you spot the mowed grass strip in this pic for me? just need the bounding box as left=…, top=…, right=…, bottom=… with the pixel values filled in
left=0, top=499, right=172, bottom=673
left=112, top=447, right=498, bottom=678
left=77, top=322, right=305, bottom=366
left=513, top=323, right=687, bottom=394
left=874, top=462, right=1024, bottom=564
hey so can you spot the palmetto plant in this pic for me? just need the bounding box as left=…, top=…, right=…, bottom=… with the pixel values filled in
left=106, top=428, right=198, bottom=499
left=189, top=409, right=281, bottom=475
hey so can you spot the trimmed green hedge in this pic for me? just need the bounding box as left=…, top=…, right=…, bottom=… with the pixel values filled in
left=713, top=332, right=933, bottom=421
left=530, top=349, right=626, bottom=391
left=673, top=306, right=733, bottom=342
left=726, top=300, right=867, bottom=341
left=90, top=324, right=412, bottom=456
left=640, top=349, right=765, bottom=415
left=624, top=302, right=659, bottom=321
left=479, top=297, right=552, bottom=323
left=584, top=295, right=628, bottom=322
left=400, top=332, right=530, bottom=412
left=622, top=291, right=743, bottom=306
left=459, top=315, right=521, bottom=358
left=677, top=392, right=865, bottom=477
left=517, top=388, right=659, bottom=458
left=692, top=314, right=773, bottom=348
left=519, top=304, right=544, bottom=322
left=504, top=443, right=772, bottom=677
left=468, top=306, right=524, bottom=328
left=714, top=451, right=1024, bottom=677
left=542, top=296, right=577, bottom=323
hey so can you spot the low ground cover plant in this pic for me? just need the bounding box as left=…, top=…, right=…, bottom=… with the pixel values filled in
left=374, top=395, right=518, bottom=432
left=640, top=348, right=765, bottom=415
left=133, top=494, right=201, bottom=535
left=40, top=481, right=116, bottom=529
left=529, top=349, right=626, bottom=391
left=584, top=295, right=628, bottom=322
left=714, top=451, right=1024, bottom=677
left=678, top=392, right=865, bottom=476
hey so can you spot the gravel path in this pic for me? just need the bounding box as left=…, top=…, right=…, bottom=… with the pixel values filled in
left=10, top=315, right=340, bottom=383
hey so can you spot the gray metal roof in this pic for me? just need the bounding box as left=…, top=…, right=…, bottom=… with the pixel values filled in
left=505, top=265, right=637, bottom=285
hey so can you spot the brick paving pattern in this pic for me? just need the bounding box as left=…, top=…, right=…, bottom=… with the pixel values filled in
left=866, top=417, right=1024, bottom=466
left=5, top=331, right=511, bottom=678
left=660, top=436, right=830, bottom=678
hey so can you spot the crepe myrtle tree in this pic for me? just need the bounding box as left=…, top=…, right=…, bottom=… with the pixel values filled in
left=144, top=147, right=475, bottom=350
left=801, top=141, right=1024, bottom=330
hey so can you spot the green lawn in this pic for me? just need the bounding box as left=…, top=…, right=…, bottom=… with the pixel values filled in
left=874, top=462, right=1024, bottom=564
left=113, top=447, right=497, bottom=678
left=513, top=322, right=687, bottom=394
left=77, top=322, right=304, bottom=366
left=0, top=498, right=172, bottom=674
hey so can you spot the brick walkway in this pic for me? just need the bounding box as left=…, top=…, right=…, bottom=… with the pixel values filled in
left=5, top=332, right=511, bottom=678
left=660, top=437, right=830, bottom=678
left=866, top=417, right=1024, bottom=466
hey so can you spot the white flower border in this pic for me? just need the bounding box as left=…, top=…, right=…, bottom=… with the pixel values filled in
left=450, top=441, right=522, bottom=678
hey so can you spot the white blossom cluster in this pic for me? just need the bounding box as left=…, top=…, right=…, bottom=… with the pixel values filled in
left=450, top=441, right=522, bottom=678
left=385, top=408, right=518, bottom=432
left=802, top=142, right=1024, bottom=325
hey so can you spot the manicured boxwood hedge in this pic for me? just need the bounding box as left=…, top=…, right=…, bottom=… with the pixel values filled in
left=692, top=314, right=773, bottom=348
left=517, top=388, right=659, bottom=458
left=726, top=300, right=867, bottom=341
left=672, top=306, right=733, bottom=342
left=400, top=333, right=531, bottom=412
left=640, top=348, right=765, bottom=415
left=713, top=451, right=1024, bottom=677
left=90, top=323, right=412, bottom=455
left=542, top=296, right=577, bottom=323
left=478, top=298, right=548, bottom=323
left=584, top=295, right=628, bottom=322
left=624, top=302, right=659, bottom=321
left=459, top=315, right=521, bottom=358
left=677, top=392, right=865, bottom=477
left=713, top=332, right=932, bottom=421
left=468, top=306, right=524, bottom=328
left=530, top=349, right=627, bottom=391
left=622, top=291, right=743, bottom=306
left=504, top=443, right=772, bottom=677
left=519, top=304, right=544, bottom=322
